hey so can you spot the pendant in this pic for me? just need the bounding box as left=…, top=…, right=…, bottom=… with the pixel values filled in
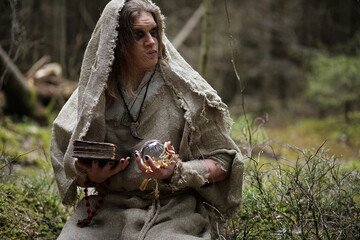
left=120, top=112, right=142, bottom=140
left=130, top=122, right=143, bottom=140
left=120, top=111, right=133, bottom=127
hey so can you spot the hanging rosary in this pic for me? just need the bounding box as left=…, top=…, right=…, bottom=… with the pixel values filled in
left=77, top=178, right=110, bottom=228
left=116, top=64, right=158, bottom=140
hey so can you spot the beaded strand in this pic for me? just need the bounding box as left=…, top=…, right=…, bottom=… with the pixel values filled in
left=77, top=178, right=110, bottom=228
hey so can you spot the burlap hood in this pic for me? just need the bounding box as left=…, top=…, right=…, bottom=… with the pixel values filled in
left=50, top=0, right=243, bottom=214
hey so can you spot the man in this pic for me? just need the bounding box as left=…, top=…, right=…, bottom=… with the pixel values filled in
left=51, top=1, right=243, bottom=239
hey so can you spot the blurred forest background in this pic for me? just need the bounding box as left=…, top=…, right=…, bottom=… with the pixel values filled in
left=0, top=0, right=360, bottom=239
left=1, top=0, right=360, bottom=121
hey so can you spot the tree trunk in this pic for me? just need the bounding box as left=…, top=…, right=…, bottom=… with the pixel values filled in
left=198, top=0, right=212, bottom=77
left=172, top=4, right=204, bottom=49
left=32, top=0, right=42, bottom=63
left=0, top=45, right=32, bottom=108
left=53, top=0, right=67, bottom=77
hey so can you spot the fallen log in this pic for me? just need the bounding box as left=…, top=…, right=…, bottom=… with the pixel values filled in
left=25, top=55, right=51, bottom=83
left=0, top=45, right=47, bottom=123
left=30, top=62, right=77, bottom=107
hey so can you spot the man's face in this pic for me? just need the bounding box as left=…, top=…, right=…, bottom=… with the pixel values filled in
left=130, top=11, right=159, bottom=73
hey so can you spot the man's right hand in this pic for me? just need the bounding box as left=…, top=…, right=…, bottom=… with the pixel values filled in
left=76, top=157, right=130, bottom=184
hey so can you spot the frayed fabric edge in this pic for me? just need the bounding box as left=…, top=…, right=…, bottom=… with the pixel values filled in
left=169, top=159, right=208, bottom=192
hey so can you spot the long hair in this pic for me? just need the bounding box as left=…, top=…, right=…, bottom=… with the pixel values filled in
left=106, top=0, right=166, bottom=104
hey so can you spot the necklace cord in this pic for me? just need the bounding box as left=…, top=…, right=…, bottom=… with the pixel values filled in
left=117, top=63, right=158, bottom=123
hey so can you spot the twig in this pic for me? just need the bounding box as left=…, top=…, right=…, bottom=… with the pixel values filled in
left=223, top=0, right=252, bottom=150
left=203, top=202, right=225, bottom=221
left=0, top=147, right=40, bottom=171
left=309, top=138, right=328, bottom=161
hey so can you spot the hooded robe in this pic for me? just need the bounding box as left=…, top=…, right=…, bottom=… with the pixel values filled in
left=50, top=0, right=244, bottom=239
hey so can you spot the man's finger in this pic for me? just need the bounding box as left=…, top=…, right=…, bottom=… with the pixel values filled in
left=75, top=158, right=90, bottom=171
left=145, top=155, right=160, bottom=172
left=92, top=160, right=99, bottom=169
left=105, top=160, right=115, bottom=171
left=124, top=156, right=130, bottom=166
left=110, top=158, right=129, bottom=175
left=135, top=151, right=147, bottom=172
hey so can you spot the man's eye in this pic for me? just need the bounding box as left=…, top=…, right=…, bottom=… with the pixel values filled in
left=134, top=31, right=145, bottom=41
left=150, top=29, right=158, bottom=38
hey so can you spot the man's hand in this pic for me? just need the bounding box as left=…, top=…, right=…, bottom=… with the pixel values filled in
left=135, top=150, right=176, bottom=180
left=76, top=157, right=130, bottom=184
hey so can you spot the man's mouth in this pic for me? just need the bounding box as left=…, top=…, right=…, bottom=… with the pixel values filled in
left=147, top=50, right=158, bottom=58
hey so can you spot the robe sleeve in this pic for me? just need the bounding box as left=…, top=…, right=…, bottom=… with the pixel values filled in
left=50, top=89, right=82, bottom=205
left=171, top=103, right=244, bottom=214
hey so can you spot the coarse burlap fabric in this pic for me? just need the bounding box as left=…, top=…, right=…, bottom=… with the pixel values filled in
left=50, top=0, right=244, bottom=239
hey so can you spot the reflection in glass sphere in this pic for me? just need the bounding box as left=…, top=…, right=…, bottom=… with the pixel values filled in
left=140, top=140, right=164, bottom=162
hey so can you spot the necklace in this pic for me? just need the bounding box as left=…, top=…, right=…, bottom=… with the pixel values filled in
left=116, top=64, right=158, bottom=140
left=125, top=82, right=148, bottom=113
left=77, top=178, right=110, bottom=228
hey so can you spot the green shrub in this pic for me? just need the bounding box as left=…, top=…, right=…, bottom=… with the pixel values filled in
left=221, top=116, right=360, bottom=239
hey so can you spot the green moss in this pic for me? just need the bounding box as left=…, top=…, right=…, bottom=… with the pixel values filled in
left=0, top=116, right=52, bottom=170
left=0, top=181, right=69, bottom=239
left=0, top=117, right=71, bottom=238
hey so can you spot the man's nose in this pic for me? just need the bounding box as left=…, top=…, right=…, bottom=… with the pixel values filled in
left=144, top=33, right=155, bottom=46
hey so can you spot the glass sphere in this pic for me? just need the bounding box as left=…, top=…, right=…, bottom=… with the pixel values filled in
left=140, top=140, right=164, bottom=162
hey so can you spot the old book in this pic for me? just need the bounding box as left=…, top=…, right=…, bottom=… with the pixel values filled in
left=73, top=140, right=122, bottom=167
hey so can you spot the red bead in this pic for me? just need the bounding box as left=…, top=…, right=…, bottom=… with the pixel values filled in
left=82, top=178, right=110, bottom=225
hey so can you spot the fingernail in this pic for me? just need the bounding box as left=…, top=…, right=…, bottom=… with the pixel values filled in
left=120, top=159, right=125, bottom=164
left=134, top=152, right=138, bottom=158
left=145, top=156, right=149, bottom=161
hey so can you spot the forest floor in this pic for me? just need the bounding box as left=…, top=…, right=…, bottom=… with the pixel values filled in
left=231, top=110, right=360, bottom=169
left=0, top=111, right=359, bottom=239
